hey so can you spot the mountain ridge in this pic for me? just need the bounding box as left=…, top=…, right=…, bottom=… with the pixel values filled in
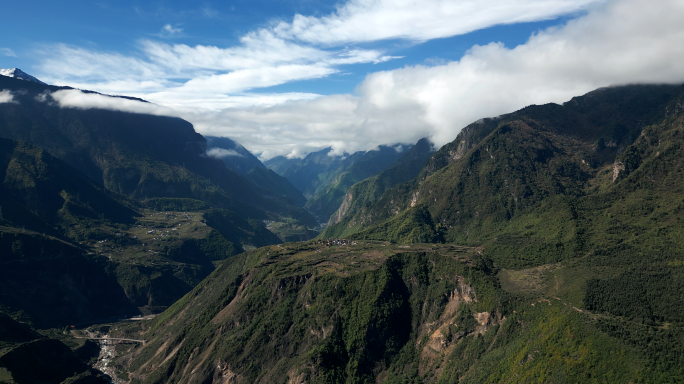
left=0, top=68, right=45, bottom=84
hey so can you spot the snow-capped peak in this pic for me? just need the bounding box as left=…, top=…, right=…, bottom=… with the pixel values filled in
left=0, top=68, right=46, bottom=84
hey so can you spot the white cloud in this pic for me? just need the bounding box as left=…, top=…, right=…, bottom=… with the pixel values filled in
left=0, top=90, right=15, bottom=103
left=37, top=33, right=394, bottom=102
left=193, top=0, right=684, bottom=158
left=33, top=0, right=684, bottom=161
left=162, top=24, right=183, bottom=35
left=35, top=0, right=597, bottom=105
left=206, top=148, right=244, bottom=158
left=273, top=0, right=601, bottom=45
left=50, top=89, right=175, bottom=115
left=1, top=48, right=17, bottom=57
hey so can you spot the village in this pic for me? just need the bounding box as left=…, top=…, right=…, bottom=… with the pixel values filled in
left=315, top=238, right=358, bottom=247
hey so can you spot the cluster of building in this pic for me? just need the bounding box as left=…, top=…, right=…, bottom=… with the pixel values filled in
left=316, top=239, right=357, bottom=247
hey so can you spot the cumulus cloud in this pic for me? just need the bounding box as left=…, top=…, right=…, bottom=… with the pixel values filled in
left=0, top=90, right=15, bottom=103
left=273, top=0, right=600, bottom=44
left=35, top=0, right=595, bottom=108
left=206, top=148, right=244, bottom=158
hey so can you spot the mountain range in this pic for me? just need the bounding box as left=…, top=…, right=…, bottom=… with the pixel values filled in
left=1, top=68, right=683, bottom=383
left=100, top=83, right=684, bottom=383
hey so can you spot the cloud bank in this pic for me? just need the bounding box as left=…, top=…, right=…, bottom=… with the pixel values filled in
left=37, top=0, right=598, bottom=105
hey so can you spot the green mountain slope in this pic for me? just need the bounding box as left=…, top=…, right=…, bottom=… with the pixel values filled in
left=337, top=84, right=684, bottom=259
left=265, top=145, right=409, bottom=203
left=0, top=137, right=282, bottom=324
left=0, top=138, right=137, bottom=236
left=95, top=83, right=684, bottom=383
left=322, top=138, right=436, bottom=237
left=305, top=141, right=431, bottom=224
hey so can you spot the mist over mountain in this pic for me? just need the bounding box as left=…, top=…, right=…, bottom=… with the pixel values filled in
left=0, top=73, right=683, bottom=383
left=0, top=75, right=317, bottom=235
left=205, top=136, right=265, bottom=175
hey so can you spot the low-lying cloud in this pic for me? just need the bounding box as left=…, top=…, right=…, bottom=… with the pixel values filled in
left=0, top=90, right=15, bottom=104
left=206, top=148, right=244, bottom=158
left=50, top=89, right=174, bottom=115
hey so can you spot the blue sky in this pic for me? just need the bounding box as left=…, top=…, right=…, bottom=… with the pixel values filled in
left=1, top=0, right=683, bottom=159
left=1, top=0, right=580, bottom=95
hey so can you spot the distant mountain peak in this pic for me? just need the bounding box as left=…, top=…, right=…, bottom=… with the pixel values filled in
left=0, top=68, right=46, bottom=84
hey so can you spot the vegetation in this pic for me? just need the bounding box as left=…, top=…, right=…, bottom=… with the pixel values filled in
left=304, top=143, right=424, bottom=223
left=108, top=242, right=659, bottom=383
left=322, top=138, right=435, bottom=238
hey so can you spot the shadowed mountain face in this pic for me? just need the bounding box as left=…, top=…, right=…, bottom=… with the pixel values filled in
left=0, top=76, right=253, bottom=204
left=0, top=312, right=109, bottom=383
left=0, top=138, right=137, bottom=233
left=205, top=136, right=309, bottom=208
